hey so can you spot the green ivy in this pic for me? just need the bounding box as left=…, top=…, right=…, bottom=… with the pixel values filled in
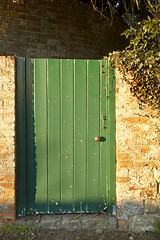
left=109, top=3, right=160, bottom=112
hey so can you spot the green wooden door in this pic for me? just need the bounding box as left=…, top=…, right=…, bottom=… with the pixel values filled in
left=34, top=59, right=116, bottom=214
left=16, top=58, right=116, bottom=216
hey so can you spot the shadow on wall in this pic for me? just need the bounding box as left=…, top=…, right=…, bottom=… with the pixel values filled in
left=117, top=199, right=160, bottom=231
left=0, top=203, right=15, bottom=224
left=0, top=0, right=128, bottom=58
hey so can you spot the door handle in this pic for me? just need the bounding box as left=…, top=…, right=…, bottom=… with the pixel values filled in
left=95, top=136, right=106, bottom=142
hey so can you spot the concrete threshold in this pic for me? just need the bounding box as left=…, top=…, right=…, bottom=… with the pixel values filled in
left=16, top=213, right=118, bottom=231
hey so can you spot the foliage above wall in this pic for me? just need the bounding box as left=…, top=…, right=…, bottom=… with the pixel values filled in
left=111, top=1, right=160, bottom=111
left=85, top=0, right=160, bottom=111
left=110, top=13, right=160, bottom=111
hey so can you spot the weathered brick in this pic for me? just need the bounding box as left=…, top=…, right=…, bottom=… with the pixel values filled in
left=123, top=117, right=139, bottom=124
left=1, top=218, right=15, bottom=224
left=117, top=168, right=128, bottom=177
left=117, top=161, right=133, bottom=168
left=141, top=190, right=155, bottom=198
left=0, top=197, right=15, bottom=204
left=0, top=210, right=15, bottom=218
left=117, top=177, right=131, bottom=183
left=3, top=175, right=15, bottom=182
left=133, top=162, right=145, bottom=168
left=149, top=140, right=159, bottom=146
left=141, top=146, right=151, bottom=153
left=145, top=161, right=157, bottom=168
left=139, top=117, right=149, bottom=124
left=129, top=186, right=140, bottom=191
left=4, top=190, right=15, bottom=197
left=118, top=220, right=129, bottom=232
left=129, top=153, right=143, bottom=161
left=117, top=153, right=129, bottom=160
left=150, top=183, right=157, bottom=190
left=0, top=182, right=14, bottom=189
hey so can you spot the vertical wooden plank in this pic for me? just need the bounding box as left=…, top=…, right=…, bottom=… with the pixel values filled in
left=48, top=59, right=61, bottom=213
left=99, top=60, right=108, bottom=211
left=34, top=59, right=48, bottom=213
left=74, top=60, right=87, bottom=212
left=105, top=59, right=111, bottom=213
left=25, top=58, right=35, bottom=214
left=61, top=59, right=74, bottom=212
left=16, top=58, right=26, bottom=217
left=107, top=60, right=116, bottom=214
left=87, top=60, right=100, bottom=212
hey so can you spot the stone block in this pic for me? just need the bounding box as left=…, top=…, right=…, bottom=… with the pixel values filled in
left=144, top=199, right=157, bottom=213
left=129, top=214, right=160, bottom=232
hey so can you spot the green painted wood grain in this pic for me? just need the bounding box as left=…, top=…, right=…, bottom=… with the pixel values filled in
left=61, top=59, right=74, bottom=212
left=25, top=58, right=35, bottom=214
left=74, top=60, right=87, bottom=212
left=16, top=58, right=26, bottom=216
left=33, top=58, right=116, bottom=214
left=87, top=60, right=100, bottom=212
left=108, top=61, right=116, bottom=209
left=34, top=59, right=48, bottom=213
left=99, top=60, right=108, bottom=211
left=48, top=59, right=61, bottom=213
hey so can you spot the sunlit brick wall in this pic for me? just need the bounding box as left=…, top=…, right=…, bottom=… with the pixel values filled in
left=0, top=56, right=15, bottom=223
left=116, top=69, right=160, bottom=231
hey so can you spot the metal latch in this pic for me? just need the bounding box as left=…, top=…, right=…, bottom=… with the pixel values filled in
left=102, top=114, right=107, bottom=129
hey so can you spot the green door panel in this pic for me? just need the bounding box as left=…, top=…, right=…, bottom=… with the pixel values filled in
left=25, top=58, right=35, bottom=214
left=16, top=58, right=116, bottom=216
left=34, top=59, right=48, bottom=213
left=74, top=60, right=87, bottom=212
left=61, top=59, right=74, bottom=212
left=100, top=60, right=108, bottom=211
left=16, top=58, right=26, bottom=216
left=107, top=60, right=116, bottom=214
left=87, top=60, right=100, bottom=212
left=16, top=58, right=35, bottom=217
left=48, top=59, right=61, bottom=213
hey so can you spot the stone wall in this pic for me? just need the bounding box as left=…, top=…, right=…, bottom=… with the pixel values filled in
left=0, top=0, right=128, bottom=59
left=116, top=70, right=160, bottom=231
left=0, top=56, right=15, bottom=223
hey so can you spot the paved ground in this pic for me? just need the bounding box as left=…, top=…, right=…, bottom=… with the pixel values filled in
left=15, top=213, right=118, bottom=231
left=0, top=227, right=160, bottom=240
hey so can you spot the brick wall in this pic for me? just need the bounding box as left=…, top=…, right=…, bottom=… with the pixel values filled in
left=0, top=56, right=15, bottom=223
left=116, top=70, right=160, bottom=231
left=0, top=0, right=128, bottom=59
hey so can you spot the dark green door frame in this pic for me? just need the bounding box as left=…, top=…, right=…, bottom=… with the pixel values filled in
left=16, top=58, right=35, bottom=216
